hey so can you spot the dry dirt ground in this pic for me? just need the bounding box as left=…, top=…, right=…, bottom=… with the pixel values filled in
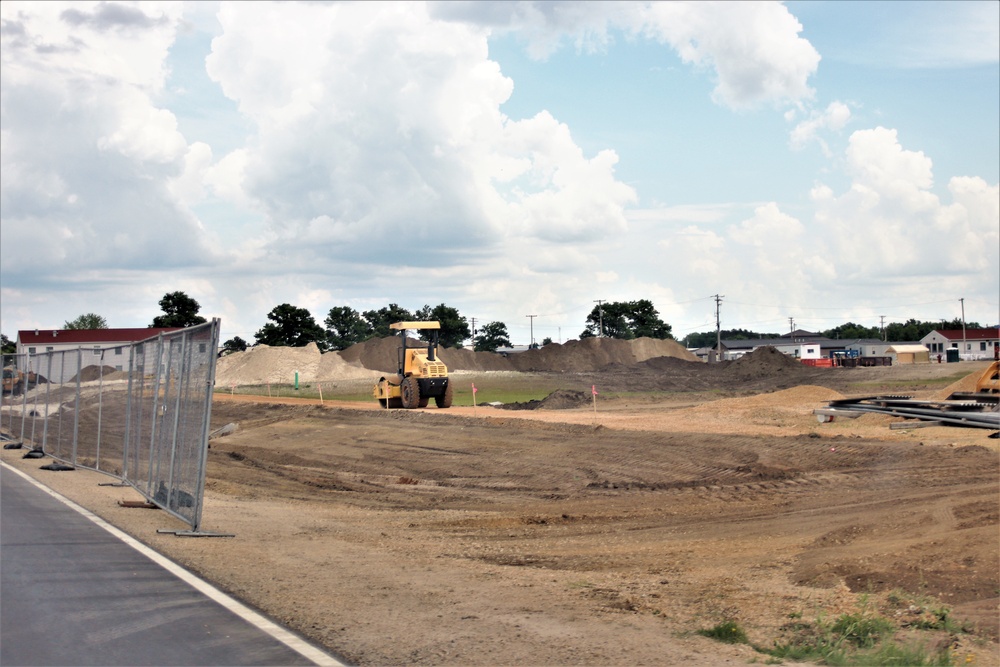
left=3, top=358, right=998, bottom=666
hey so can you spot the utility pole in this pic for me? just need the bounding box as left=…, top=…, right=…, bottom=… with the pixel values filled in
left=960, top=297, right=966, bottom=359
left=594, top=300, right=605, bottom=337
left=526, top=315, right=536, bottom=348
left=714, top=294, right=724, bottom=363
left=789, top=317, right=795, bottom=334
left=879, top=315, right=886, bottom=342
left=469, top=317, right=477, bottom=346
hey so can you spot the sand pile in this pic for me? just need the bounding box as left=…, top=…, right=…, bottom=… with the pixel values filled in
left=689, top=385, right=844, bottom=414
left=933, top=365, right=999, bottom=400
left=682, top=385, right=845, bottom=430
left=216, top=343, right=374, bottom=386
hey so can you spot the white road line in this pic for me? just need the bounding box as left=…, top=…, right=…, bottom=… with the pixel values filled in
left=1, top=461, right=346, bottom=667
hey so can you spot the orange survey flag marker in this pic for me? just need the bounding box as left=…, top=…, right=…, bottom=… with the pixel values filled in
left=472, top=382, right=478, bottom=410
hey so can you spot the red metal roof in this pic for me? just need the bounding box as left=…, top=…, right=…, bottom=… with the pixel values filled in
left=932, top=328, right=1000, bottom=341
left=17, top=328, right=182, bottom=345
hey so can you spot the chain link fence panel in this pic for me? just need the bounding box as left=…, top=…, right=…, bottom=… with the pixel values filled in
left=0, top=320, right=221, bottom=532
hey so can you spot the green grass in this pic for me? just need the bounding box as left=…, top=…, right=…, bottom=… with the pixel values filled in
left=844, top=369, right=971, bottom=394
left=213, top=377, right=565, bottom=406
left=694, top=611, right=958, bottom=666
left=697, top=620, right=750, bottom=644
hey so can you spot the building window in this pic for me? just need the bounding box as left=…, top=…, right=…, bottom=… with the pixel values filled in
left=115, top=365, right=123, bottom=372
left=980, top=342, right=987, bottom=351
left=46, top=346, right=54, bottom=352
left=199, top=343, right=207, bottom=354
left=94, top=346, right=101, bottom=355
left=28, top=347, right=36, bottom=354
left=115, top=347, right=122, bottom=355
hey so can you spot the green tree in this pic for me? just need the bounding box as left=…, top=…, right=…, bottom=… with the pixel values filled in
left=1, top=334, right=14, bottom=354
left=474, top=321, right=512, bottom=352
left=222, top=336, right=249, bottom=355
left=541, top=337, right=553, bottom=346
left=821, top=322, right=881, bottom=340
left=363, top=304, right=414, bottom=338
left=682, top=329, right=779, bottom=348
left=581, top=300, right=672, bottom=340
left=324, top=306, right=373, bottom=350
left=415, top=304, right=470, bottom=348
left=64, top=313, right=108, bottom=330
left=254, top=304, right=327, bottom=349
left=151, top=291, right=207, bottom=328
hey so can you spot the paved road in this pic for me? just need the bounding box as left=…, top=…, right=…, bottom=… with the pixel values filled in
left=1, top=464, right=345, bottom=666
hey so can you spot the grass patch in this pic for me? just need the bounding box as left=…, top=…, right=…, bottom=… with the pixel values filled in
left=762, top=611, right=955, bottom=666
left=214, top=376, right=566, bottom=407
left=844, top=368, right=972, bottom=394
left=697, top=620, right=750, bottom=644
left=884, top=589, right=964, bottom=633
left=693, top=608, right=961, bottom=666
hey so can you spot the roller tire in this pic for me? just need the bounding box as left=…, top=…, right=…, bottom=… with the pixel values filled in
left=435, top=381, right=453, bottom=409
left=400, top=376, right=421, bottom=409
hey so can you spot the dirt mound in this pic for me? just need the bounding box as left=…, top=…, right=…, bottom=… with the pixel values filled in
left=539, top=389, right=592, bottom=409
left=727, top=346, right=806, bottom=380
left=216, top=344, right=373, bottom=386
left=341, top=336, right=515, bottom=373
left=340, top=336, right=695, bottom=374
left=70, top=365, right=118, bottom=383
left=339, top=337, right=405, bottom=373
left=509, top=337, right=697, bottom=372
left=495, top=389, right=592, bottom=411
left=438, top=347, right=515, bottom=372
left=638, top=356, right=705, bottom=372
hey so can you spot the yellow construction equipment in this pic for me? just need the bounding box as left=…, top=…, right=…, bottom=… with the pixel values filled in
left=2, top=367, right=24, bottom=395
left=973, top=360, right=1000, bottom=394
left=372, top=322, right=452, bottom=409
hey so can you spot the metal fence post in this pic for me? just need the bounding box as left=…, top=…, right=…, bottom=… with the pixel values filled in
left=191, top=319, right=221, bottom=532
left=72, top=347, right=83, bottom=465
left=42, top=353, right=53, bottom=451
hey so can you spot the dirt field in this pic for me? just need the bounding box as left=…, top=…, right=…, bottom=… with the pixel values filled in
left=3, top=355, right=998, bottom=666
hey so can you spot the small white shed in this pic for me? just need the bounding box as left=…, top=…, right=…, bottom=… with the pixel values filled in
left=886, top=344, right=930, bottom=364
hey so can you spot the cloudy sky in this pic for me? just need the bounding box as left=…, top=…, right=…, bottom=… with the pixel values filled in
left=2, top=1, right=998, bottom=346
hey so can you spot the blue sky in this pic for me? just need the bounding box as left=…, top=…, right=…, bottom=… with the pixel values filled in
left=2, top=1, right=997, bottom=347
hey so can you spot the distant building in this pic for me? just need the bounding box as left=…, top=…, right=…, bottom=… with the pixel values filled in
left=14, top=328, right=181, bottom=373
left=697, top=330, right=843, bottom=361
left=920, top=328, right=1000, bottom=360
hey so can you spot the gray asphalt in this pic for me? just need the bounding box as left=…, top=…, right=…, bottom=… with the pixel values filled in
left=1, top=464, right=343, bottom=666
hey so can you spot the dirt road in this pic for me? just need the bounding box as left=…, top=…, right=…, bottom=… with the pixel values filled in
left=3, top=360, right=997, bottom=665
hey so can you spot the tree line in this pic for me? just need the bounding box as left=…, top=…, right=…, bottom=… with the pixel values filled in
left=680, top=318, right=988, bottom=348
left=2, top=292, right=988, bottom=356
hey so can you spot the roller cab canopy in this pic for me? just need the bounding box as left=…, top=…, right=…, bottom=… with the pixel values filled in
left=390, top=321, right=440, bottom=330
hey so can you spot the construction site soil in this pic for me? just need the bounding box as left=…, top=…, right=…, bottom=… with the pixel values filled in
left=3, top=343, right=998, bottom=666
